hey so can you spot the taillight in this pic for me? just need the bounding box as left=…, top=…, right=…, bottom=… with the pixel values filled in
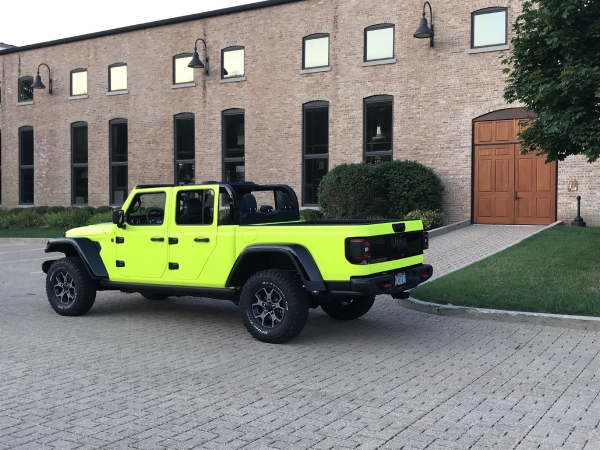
left=422, top=231, right=429, bottom=250
left=349, top=238, right=371, bottom=263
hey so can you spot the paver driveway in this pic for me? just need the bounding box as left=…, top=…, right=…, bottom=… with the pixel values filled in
left=1, top=237, right=599, bottom=450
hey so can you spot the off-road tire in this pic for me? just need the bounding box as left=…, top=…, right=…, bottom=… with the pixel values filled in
left=140, top=292, right=169, bottom=301
left=320, top=296, right=375, bottom=320
left=240, top=269, right=309, bottom=344
left=46, top=257, right=97, bottom=316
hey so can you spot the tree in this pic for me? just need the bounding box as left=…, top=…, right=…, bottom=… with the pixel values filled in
left=502, top=0, right=600, bottom=162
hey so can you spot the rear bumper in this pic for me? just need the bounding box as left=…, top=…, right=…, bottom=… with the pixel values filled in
left=326, top=264, right=433, bottom=297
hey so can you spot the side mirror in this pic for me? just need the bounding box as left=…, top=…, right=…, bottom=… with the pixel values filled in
left=112, top=210, right=126, bottom=228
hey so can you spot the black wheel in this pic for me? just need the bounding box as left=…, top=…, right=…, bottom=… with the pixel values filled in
left=240, top=270, right=309, bottom=344
left=46, top=257, right=97, bottom=316
left=320, top=296, right=375, bottom=320
left=140, top=292, right=169, bottom=300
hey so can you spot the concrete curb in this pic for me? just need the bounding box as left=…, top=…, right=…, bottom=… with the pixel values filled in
left=400, top=297, right=600, bottom=331
left=428, top=219, right=471, bottom=238
left=0, top=238, right=49, bottom=244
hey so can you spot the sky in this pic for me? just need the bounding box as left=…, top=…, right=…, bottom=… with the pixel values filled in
left=1, top=0, right=262, bottom=47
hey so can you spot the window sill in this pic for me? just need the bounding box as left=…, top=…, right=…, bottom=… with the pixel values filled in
left=107, top=90, right=128, bottom=96
left=362, top=58, right=396, bottom=67
left=300, top=66, right=331, bottom=74
left=69, top=94, right=88, bottom=100
left=468, top=44, right=509, bottom=54
left=17, top=100, right=34, bottom=106
left=17, top=204, right=34, bottom=208
left=220, top=76, right=247, bottom=84
left=171, top=82, right=196, bottom=89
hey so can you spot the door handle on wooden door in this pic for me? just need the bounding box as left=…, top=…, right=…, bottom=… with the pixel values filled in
left=514, top=191, right=519, bottom=200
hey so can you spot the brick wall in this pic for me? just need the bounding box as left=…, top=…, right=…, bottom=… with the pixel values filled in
left=0, top=0, right=598, bottom=225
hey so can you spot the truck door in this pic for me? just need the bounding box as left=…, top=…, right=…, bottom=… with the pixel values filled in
left=168, top=187, right=218, bottom=281
left=115, top=191, right=168, bottom=279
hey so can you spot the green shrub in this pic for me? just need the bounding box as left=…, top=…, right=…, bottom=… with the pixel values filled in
left=405, top=210, right=444, bottom=230
left=95, top=206, right=114, bottom=214
left=218, top=208, right=230, bottom=219
left=318, top=160, right=443, bottom=220
left=377, top=160, right=444, bottom=218
left=82, top=206, right=97, bottom=215
left=317, top=163, right=388, bottom=219
left=0, top=209, right=44, bottom=229
left=88, top=212, right=114, bottom=224
left=32, top=206, right=50, bottom=215
left=47, top=206, right=67, bottom=214
left=300, top=209, right=325, bottom=221
left=44, top=208, right=92, bottom=229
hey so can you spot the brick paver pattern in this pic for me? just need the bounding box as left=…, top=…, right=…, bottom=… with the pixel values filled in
left=1, top=231, right=599, bottom=450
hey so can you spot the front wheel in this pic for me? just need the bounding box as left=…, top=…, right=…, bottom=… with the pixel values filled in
left=240, top=270, right=309, bottom=344
left=46, top=257, right=97, bottom=316
left=320, top=296, right=375, bottom=320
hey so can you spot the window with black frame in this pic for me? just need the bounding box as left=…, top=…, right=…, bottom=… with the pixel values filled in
left=108, top=63, right=127, bottom=92
left=18, top=77, right=33, bottom=103
left=222, top=47, right=245, bottom=79
left=303, top=34, right=329, bottom=70
left=19, top=126, right=34, bottom=204
left=70, top=69, right=87, bottom=96
left=303, top=101, right=329, bottom=205
left=174, top=113, right=195, bottom=184
left=222, top=109, right=245, bottom=182
left=364, top=24, right=394, bottom=62
left=173, top=54, right=194, bottom=85
left=71, top=122, right=88, bottom=205
left=109, top=119, right=128, bottom=206
left=471, top=8, right=508, bottom=49
left=364, top=95, right=393, bottom=164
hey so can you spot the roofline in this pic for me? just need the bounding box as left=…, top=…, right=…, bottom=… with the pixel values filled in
left=0, top=0, right=304, bottom=56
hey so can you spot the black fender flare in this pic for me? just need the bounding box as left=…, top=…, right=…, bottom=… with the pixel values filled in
left=226, top=244, right=326, bottom=292
left=42, top=237, right=108, bottom=279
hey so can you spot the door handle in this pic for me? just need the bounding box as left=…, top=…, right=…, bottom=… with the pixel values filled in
left=194, top=237, right=210, bottom=243
left=514, top=191, right=519, bottom=200
left=150, top=237, right=165, bottom=242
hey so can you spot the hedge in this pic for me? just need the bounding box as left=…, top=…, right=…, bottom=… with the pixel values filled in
left=318, top=160, right=443, bottom=220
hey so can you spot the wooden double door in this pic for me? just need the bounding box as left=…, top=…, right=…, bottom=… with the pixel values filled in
left=473, top=119, right=556, bottom=225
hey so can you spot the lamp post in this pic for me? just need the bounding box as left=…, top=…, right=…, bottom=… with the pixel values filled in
left=31, top=63, right=52, bottom=94
left=414, top=2, right=434, bottom=47
left=188, top=38, right=209, bottom=75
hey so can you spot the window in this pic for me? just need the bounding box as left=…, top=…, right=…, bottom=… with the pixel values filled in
left=364, top=24, right=394, bottom=62
left=303, top=101, right=329, bottom=205
left=109, top=63, right=127, bottom=92
left=70, top=69, right=87, bottom=96
left=364, top=95, right=393, bottom=164
left=18, top=77, right=33, bottom=103
left=173, top=54, right=194, bottom=85
left=174, top=113, right=195, bottom=184
left=303, top=34, right=329, bottom=69
left=222, top=109, right=245, bottom=182
left=175, top=189, right=215, bottom=225
left=19, top=126, right=34, bottom=204
left=71, top=122, right=88, bottom=205
left=125, top=192, right=166, bottom=226
left=222, top=47, right=245, bottom=79
left=109, top=119, right=128, bottom=205
left=471, top=8, right=508, bottom=49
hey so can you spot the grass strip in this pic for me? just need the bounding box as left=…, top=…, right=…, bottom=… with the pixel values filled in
left=0, top=228, right=67, bottom=238
left=411, top=226, right=600, bottom=317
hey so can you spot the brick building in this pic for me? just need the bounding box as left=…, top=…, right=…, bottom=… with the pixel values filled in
left=0, top=0, right=598, bottom=225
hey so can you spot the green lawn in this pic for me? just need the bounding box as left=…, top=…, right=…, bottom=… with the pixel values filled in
left=0, top=228, right=67, bottom=238
left=411, top=226, right=600, bottom=317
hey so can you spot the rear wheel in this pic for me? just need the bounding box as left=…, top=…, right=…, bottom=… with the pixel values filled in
left=320, top=296, right=375, bottom=320
left=46, top=257, right=96, bottom=316
left=240, top=269, right=309, bottom=344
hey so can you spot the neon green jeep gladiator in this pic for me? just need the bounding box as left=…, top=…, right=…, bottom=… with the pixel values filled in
left=42, top=182, right=433, bottom=343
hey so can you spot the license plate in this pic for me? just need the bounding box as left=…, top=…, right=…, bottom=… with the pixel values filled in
left=395, top=272, right=406, bottom=286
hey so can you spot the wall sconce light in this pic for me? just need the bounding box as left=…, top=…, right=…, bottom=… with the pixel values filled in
left=567, top=179, right=578, bottom=192
left=188, top=38, right=209, bottom=75
left=31, top=63, right=53, bottom=94
left=414, top=2, right=434, bottom=47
